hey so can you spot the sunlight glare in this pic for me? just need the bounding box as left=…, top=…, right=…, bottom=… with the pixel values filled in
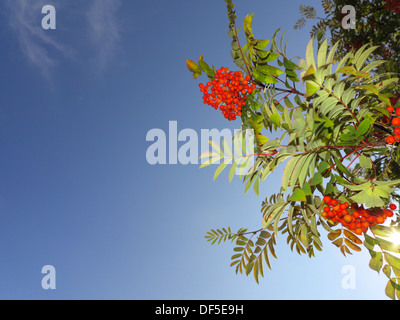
left=387, top=231, right=400, bottom=246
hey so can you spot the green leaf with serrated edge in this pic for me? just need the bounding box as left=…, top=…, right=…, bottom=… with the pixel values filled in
left=253, top=69, right=278, bottom=84
left=253, top=176, right=260, bottom=196
left=355, top=46, right=378, bottom=71
left=305, top=37, right=316, bottom=70
left=305, top=81, right=320, bottom=97
left=200, top=156, right=221, bottom=168
left=260, top=231, right=271, bottom=239
left=244, top=172, right=256, bottom=194
left=383, top=265, right=392, bottom=279
left=318, top=160, right=330, bottom=174
left=228, top=158, right=240, bottom=182
left=350, top=188, right=386, bottom=208
left=255, top=39, right=269, bottom=50
left=282, top=156, right=297, bottom=192
left=301, top=64, right=316, bottom=80
left=245, top=261, right=254, bottom=276
left=292, top=108, right=306, bottom=129
left=209, top=139, right=224, bottom=158
left=374, top=179, right=400, bottom=187
left=222, top=138, right=233, bottom=159
left=289, top=188, right=306, bottom=202
left=257, top=64, right=284, bottom=77
left=317, top=38, right=328, bottom=68
left=199, top=150, right=217, bottom=160
left=384, top=252, right=400, bottom=271
left=385, top=279, right=396, bottom=300
left=253, top=260, right=259, bottom=283
left=310, top=215, right=319, bottom=237
left=369, top=250, right=383, bottom=272
left=256, top=134, right=269, bottom=146
left=198, top=55, right=215, bottom=78
left=362, top=60, right=386, bottom=73
left=340, top=134, right=357, bottom=142
left=290, top=155, right=310, bottom=190
left=255, top=237, right=266, bottom=247
left=262, top=203, right=286, bottom=230
left=287, top=205, right=295, bottom=236
left=284, top=97, right=294, bottom=109
left=299, top=224, right=309, bottom=248
left=356, top=118, right=372, bottom=137
left=336, top=66, right=356, bottom=76
left=309, top=172, right=323, bottom=186
left=243, top=13, right=254, bottom=38
left=332, top=153, right=353, bottom=177
left=303, top=182, right=312, bottom=196
left=359, top=154, right=372, bottom=169
left=186, top=60, right=202, bottom=73
left=270, top=113, right=281, bottom=127
left=213, top=161, right=229, bottom=181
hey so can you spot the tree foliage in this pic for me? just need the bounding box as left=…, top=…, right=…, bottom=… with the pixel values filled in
left=294, top=0, right=400, bottom=75
left=187, top=0, right=400, bottom=299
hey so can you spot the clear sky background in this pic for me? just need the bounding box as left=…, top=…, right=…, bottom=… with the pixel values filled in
left=0, top=0, right=391, bottom=299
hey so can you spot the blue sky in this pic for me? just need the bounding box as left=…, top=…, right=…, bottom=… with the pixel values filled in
left=0, top=0, right=391, bottom=299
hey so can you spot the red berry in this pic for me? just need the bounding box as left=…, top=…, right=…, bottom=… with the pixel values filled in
left=355, top=228, right=363, bottom=235
left=367, top=216, right=375, bottom=223
left=330, top=199, right=338, bottom=207
left=392, top=117, right=400, bottom=126
left=386, top=136, right=395, bottom=144
left=323, top=196, right=331, bottom=204
left=199, top=67, right=253, bottom=120
left=396, top=107, right=400, bottom=116
left=387, top=106, right=394, bottom=113
left=376, top=216, right=385, bottom=224
left=343, top=215, right=352, bottom=223
left=361, top=221, right=370, bottom=228
left=389, top=204, right=397, bottom=210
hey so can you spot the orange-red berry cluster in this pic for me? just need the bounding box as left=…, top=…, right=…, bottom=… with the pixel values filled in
left=322, top=196, right=396, bottom=235
left=199, top=67, right=256, bottom=121
left=385, top=95, right=400, bottom=144
left=386, top=0, right=400, bottom=13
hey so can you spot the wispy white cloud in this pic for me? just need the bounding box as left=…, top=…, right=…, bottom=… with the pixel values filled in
left=6, top=0, right=122, bottom=77
left=6, top=0, right=73, bottom=78
left=86, top=0, right=122, bottom=72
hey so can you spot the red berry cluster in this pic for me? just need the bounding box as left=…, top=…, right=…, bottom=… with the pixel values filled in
left=385, top=95, right=400, bottom=144
left=322, top=196, right=396, bottom=235
left=386, top=0, right=400, bottom=13
left=199, top=67, right=256, bottom=121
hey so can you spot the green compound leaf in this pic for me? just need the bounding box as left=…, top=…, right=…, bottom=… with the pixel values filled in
left=289, top=188, right=306, bottom=202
